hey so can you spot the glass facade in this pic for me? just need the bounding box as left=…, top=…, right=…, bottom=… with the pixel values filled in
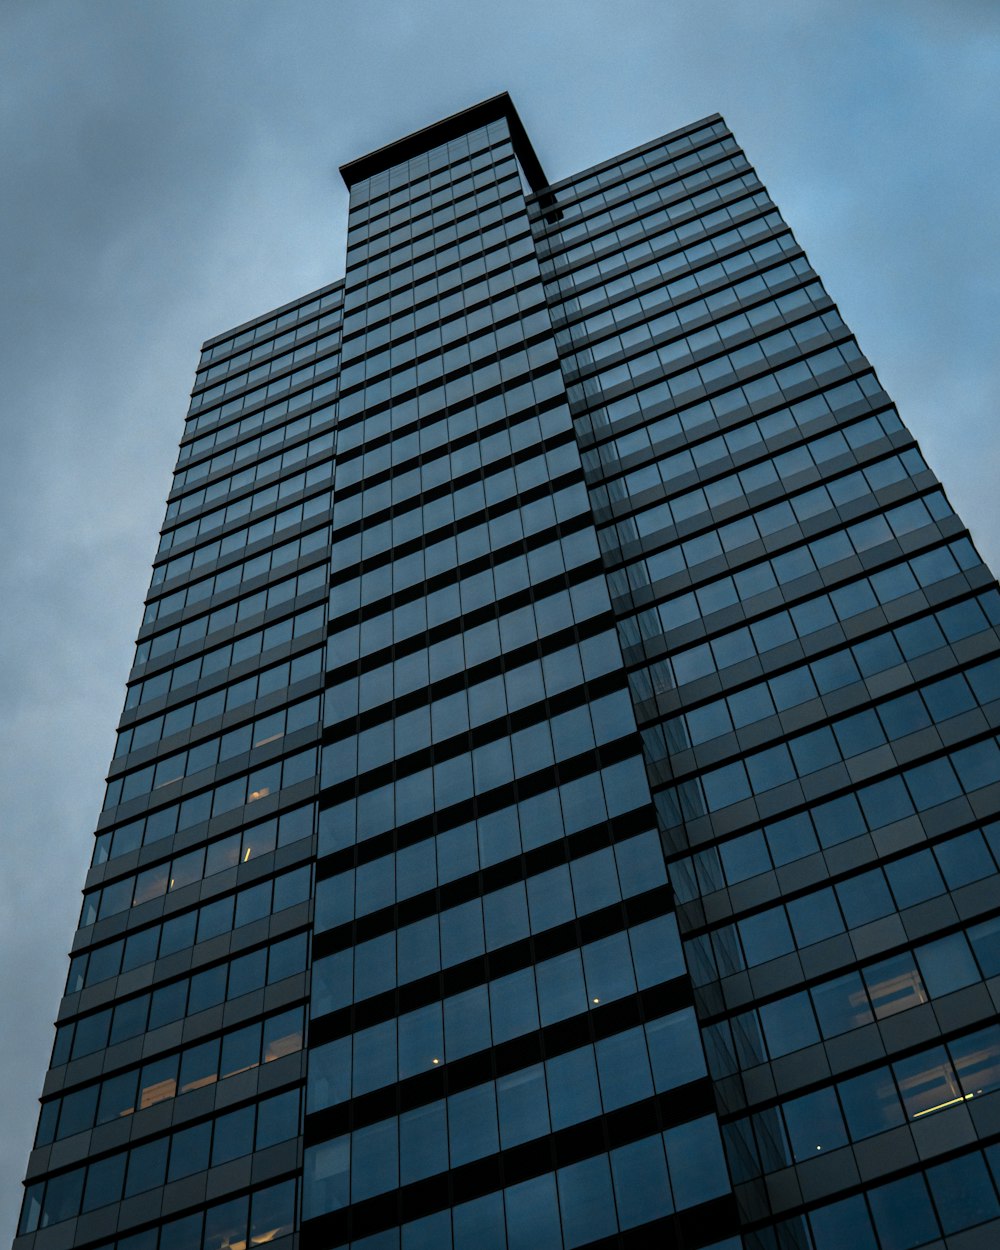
left=16, top=93, right=1000, bottom=1250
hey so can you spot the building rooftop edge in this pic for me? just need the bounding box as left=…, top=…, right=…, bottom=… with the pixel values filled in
left=339, top=92, right=548, bottom=193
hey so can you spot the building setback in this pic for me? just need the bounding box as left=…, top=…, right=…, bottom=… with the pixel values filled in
left=15, top=93, right=1000, bottom=1250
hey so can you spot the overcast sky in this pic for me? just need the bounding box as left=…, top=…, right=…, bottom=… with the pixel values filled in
left=1, top=0, right=998, bottom=1237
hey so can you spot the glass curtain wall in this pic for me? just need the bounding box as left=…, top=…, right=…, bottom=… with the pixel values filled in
left=303, top=107, right=736, bottom=1250
left=528, top=113, right=1000, bottom=1250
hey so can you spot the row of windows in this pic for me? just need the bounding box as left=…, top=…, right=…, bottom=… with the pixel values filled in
left=613, top=468, right=938, bottom=616
left=794, top=1146, right=1000, bottom=1250
left=335, top=398, right=566, bottom=530
left=336, top=261, right=541, bottom=398
left=679, top=748, right=997, bottom=901
left=349, top=147, right=520, bottom=249
left=323, top=642, right=628, bottom=793
left=316, top=942, right=686, bottom=1123
left=332, top=492, right=590, bottom=642
left=340, top=416, right=573, bottom=549
left=116, top=657, right=318, bottom=757
left=314, top=833, right=662, bottom=1012
left=91, top=782, right=316, bottom=921
left=657, top=617, right=996, bottom=774
left=621, top=534, right=979, bottom=685
left=68, top=863, right=312, bottom=992
left=179, top=400, right=323, bottom=480
left=541, top=123, right=724, bottom=219
left=347, top=179, right=527, bottom=295
left=319, top=713, right=648, bottom=854
left=589, top=379, right=882, bottom=534
left=149, top=531, right=327, bottom=635
left=38, top=1006, right=304, bottom=1147
left=314, top=754, right=638, bottom=884
left=542, top=123, right=731, bottom=225
left=710, top=920, right=1000, bottom=1087
left=553, top=188, right=773, bottom=298
left=330, top=583, right=610, bottom=735
left=310, top=915, right=684, bottom=1115
left=149, top=524, right=327, bottom=615
left=190, top=329, right=339, bottom=416
left=345, top=230, right=537, bottom=335
left=574, top=260, right=819, bottom=451
left=347, top=659, right=622, bottom=801
left=338, top=310, right=555, bottom=431
left=24, top=1091, right=300, bottom=1234
left=105, top=736, right=316, bottom=825
left=305, top=1015, right=709, bottom=1207
left=341, top=286, right=547, bottom=392
left=318, top=824, right=664, bottom=951
left=710, top=822, right=1000, bottom=973
left=178, top=389, right=335, bottom=486
left=95, top=793, right=313, bottom=882
left=166, top=435, right=333, bottom=531
left=349, top=122, right=508, bottom=217
left=129, top=604, right=323, bottom=713
left=157, top=480, right=330, bottom=562
left=172, top=414, right=334, bottom=497
left=570, top=278, right=823, bottom=401
left=341, top=271, right=545, bottom=389
left=625, top=495, right=954, bottom=666
left=555, top=229, right=802, bottom=341
left=340, top=295, right=551, bottom=400
left=734, top=1021, right=1000, bottom=1179
left=351, top=119, right=503, bottom=205
left=109, top=694, right=320, bottom=810
left=544, top=159, right=760, bottom=262
left=304, top=1115, right=729, bottom=1244
left=690, top=853, right=1000, bottom=985
left=199, top=276, right=339, bottom=362
left=318, top=765, right=660, bottom=922
left=335, top=420, right=575, bottom=572
left=672, top=697, right=1000, bottom=838
left=632, top=547, right=985, bottom=715
left=333, top=525, right=597, bottom=679
left=569, top=270, right=816, bottom=439
left=115, top=680, right=316, bottom=775
left=336, top=343, right=555, bottom=485
left=346, top=158, right=522, bottom=275
left=603, top=432, right=919, bottom=576
left=578, top=313, right=846, bottom=432
left=196, top=305, right=340, bottom=386
left=353, top=131, right=519, bottom=221
left=51, top=930, right=309, bottom=1074
left=556, top=205, right=778, bottom=311
left=187, top=327, right=340, bottom=420
left=561, top=258, right=808, bottom=389
left=23, top=1177, right=295, bottom=1249
left=320, top=631, right=643, bottom=810
left=125, top=612, right=320, bottom=711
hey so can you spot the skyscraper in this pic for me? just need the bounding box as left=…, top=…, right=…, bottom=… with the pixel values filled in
left=15, top=91, right=1000, bottom=1250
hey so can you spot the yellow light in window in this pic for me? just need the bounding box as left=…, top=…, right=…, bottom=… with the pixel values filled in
left=248, top=787, right=270, bottom=802
left=592, top=997, right=600, bottom=1004
left=244, top=848, right=252, bottom=862
left=913, top=1092, right=974, bottom=1118
left=431, top=1057, right=440, bottom=1065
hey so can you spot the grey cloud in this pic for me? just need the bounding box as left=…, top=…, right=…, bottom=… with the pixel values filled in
left=1, top=0, right=998, bottom=1237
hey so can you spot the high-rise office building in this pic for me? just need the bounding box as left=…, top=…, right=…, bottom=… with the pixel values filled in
left=15, top=93, right=1000, bottom=1250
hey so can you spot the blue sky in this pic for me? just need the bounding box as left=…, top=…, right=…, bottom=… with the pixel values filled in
left=1, top=0, right=998, bottom=1236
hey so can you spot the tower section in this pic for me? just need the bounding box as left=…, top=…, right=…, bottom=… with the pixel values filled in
left=529, top=112, right=1000, bottom=1249
left=304, top=95, right=737, bottom=1250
